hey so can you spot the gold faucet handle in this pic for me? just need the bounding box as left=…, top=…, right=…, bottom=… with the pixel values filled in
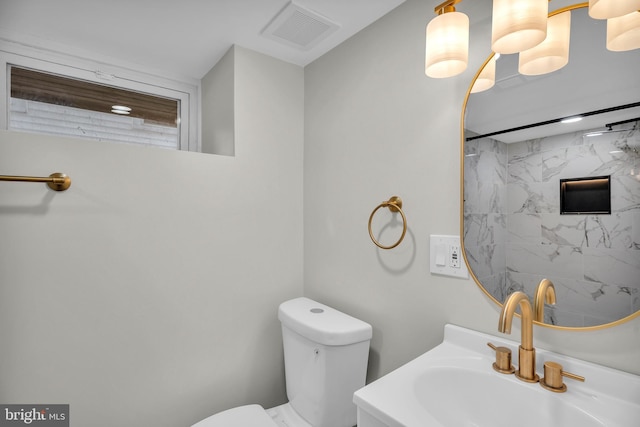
left=541, top=361, right=585, bottom=392
left=487, top=342, right=515, bottom=374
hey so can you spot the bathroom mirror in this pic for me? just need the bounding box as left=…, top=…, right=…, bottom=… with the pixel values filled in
left=461, top=4, right=640, bottom=329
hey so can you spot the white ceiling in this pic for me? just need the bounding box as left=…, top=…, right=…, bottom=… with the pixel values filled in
left=0, top=0, right=405, bottom=80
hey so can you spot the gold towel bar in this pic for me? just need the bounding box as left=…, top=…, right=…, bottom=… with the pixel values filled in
left=368, top=196, right=407, bottom=250
left=0, top=173, right=71, bottom=191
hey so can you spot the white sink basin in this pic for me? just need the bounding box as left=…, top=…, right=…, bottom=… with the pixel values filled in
left=354, top=325, right=640, bottom=427
left=416, top=364, right=603, bottom=427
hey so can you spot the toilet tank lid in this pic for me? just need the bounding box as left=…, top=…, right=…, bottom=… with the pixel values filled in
left=278, top=297, right=372, bottom=346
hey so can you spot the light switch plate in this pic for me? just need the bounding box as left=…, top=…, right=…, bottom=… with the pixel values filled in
left=429, top=235, right=469, bottom=279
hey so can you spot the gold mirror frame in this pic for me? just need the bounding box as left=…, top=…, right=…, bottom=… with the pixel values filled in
left=459, top=2, right=640, bottom=331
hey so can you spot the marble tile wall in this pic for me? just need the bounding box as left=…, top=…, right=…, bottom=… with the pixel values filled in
left=464, top=137, right=509, bottom=302
left=464, top=123, right=640, bottom=327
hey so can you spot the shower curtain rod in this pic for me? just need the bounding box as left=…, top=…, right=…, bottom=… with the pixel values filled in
left=0, top=173, right=71, bottom=191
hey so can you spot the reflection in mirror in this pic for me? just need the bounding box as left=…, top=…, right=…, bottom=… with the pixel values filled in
left=10, top=66, right=181, bottom=150
left=462, top=5, right=640, bottom=329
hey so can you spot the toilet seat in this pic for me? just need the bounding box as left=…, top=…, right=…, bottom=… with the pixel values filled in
left=192, top=403, right=312, bottom=427
left=192, top=404, right=277, bottom=427
left=267, top=403, right=312, bottom=427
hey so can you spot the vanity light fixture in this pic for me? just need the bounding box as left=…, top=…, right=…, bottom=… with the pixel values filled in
left=588, top=0, right=640, bottom=19
left=606, top=10, right=640, bottom=51
left=471, top=55, right=497, bottom=93
left=427, top=1, right=640, bottom=81
left=491, top=0, right=549, bottom=54
left=425, top=0, right=469, bottom=78
left=519, top=11, right=571, bottom=75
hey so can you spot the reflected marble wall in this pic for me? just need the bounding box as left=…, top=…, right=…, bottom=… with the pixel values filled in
left=464, top=137, right=508, bottom=302
left=465, top=122, right=640, bottom=327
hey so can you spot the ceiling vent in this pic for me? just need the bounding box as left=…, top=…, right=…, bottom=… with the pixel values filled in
left=261, top=2, right=340, bottom=51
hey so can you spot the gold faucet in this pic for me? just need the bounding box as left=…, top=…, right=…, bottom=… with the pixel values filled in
left=533, top=279, right=557, bottom=322
left=498, top=291, right=539, bottom=383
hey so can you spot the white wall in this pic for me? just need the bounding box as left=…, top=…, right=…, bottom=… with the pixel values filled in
left=201, top=47, right=235, bottom=156
left=304, top=0, right=640, bottom=381
left=0, top=46, right=304, bottom=426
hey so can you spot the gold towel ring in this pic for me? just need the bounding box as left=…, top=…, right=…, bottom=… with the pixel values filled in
left=368, top=196, right=407, bottom=250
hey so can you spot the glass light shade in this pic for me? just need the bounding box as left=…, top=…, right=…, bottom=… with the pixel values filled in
left=470, top=56, right=496, bottom=93
left=491, top=0, right=549, bottom=54
left=519, top=11, right=571, bottom=76
left=589, top=0, right=640, bottom=19
left=425, top=11, right=469, bottom=78
left=607, top=11, right=640, bottom=51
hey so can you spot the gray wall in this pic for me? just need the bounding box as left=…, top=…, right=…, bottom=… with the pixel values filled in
left=0, top=46, right=304, bottom=427
left=303, top=0, right=640, bottom=383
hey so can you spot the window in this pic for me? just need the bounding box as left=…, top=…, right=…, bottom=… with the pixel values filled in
left=1, top=44, right=199, bottom=151
left=10, top=67, right=180, bottom=149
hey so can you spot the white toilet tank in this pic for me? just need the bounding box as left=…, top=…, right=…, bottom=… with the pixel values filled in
left=278, top=297, right=372, bottom=427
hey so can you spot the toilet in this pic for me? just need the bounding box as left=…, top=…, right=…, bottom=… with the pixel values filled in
left=192, top=297, right=373, bottom=427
